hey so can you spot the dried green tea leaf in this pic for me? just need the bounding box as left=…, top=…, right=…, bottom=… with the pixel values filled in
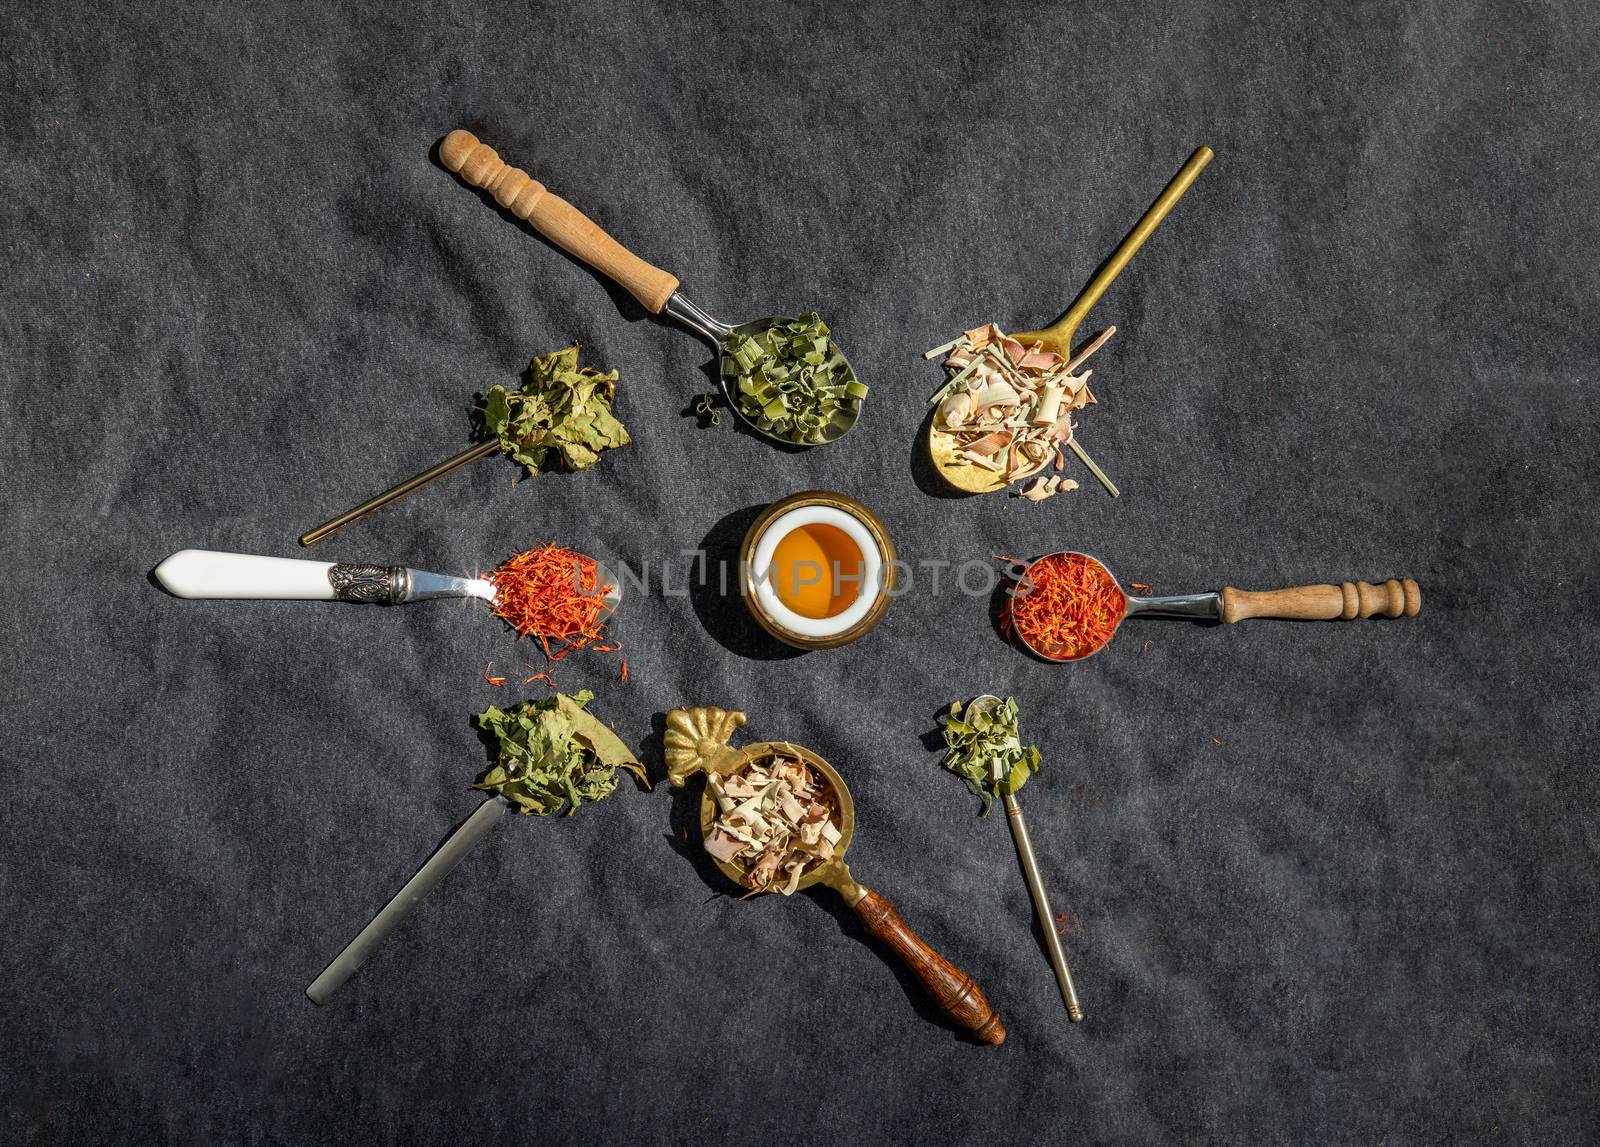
left=482, top=344, right=631, bottom=477
left=720, top=313, right=866, bottom=444
left=939, top=696, right=1042, bottom=815
left=474, top=690, right=648, bottom=816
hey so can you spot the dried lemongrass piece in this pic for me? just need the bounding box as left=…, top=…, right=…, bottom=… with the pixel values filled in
left=1060, top=325, right=1117, bottom=374
left=937, top=391, right=974, bottom=428
left=704, top=754, right=840, bottom=896
left=1033, top=385, right=1066, bottom=424
left=1068, top=438, right=1119, bottom=497
left=927, top=321, right=1121, bottom=499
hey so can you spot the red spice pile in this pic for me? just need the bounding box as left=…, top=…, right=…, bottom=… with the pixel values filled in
left=1006, top=552, right=1126, bottom=661
left=487, top=542, right=614, bottom=661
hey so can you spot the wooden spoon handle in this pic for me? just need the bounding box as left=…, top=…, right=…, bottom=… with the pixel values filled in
left=852, top=887, right=1006, bottom=1044
left=439, top=130, right=680, bottom=313
left=1220, top=578, right=1421, bottom=623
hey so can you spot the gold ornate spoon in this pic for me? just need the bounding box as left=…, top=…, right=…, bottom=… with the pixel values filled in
left=665, top=705, right=1006, bottom=1044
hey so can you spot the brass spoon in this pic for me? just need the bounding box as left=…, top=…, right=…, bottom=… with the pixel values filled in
left=665, top=706, right=1006, bottom=1045
left=966, top=695, right=1083, bottom=1022
left=440, top=130, right=862, bottom=448
left=928, top=146, right=1213, bottom=494
left=1006, top=551, right=1420, bottom=663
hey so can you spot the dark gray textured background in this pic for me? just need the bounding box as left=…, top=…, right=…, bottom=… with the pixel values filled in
left=4, top=1, right=1597, bottom=1143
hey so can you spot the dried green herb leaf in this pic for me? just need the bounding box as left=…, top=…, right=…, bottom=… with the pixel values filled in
left=719, top=313, right=865, bottom=444
left=474, top=691, right=648, bottom=816
left=482, top=344, right=631, bottom=477
left=938, top=696, right=1042, bottom=815
left=693, top=392, right=722, bottom=427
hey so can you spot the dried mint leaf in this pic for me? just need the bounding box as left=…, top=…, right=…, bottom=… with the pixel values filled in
left=482, top=344, right=631, bottom=476
left=474, top=691, right=648, bottom=816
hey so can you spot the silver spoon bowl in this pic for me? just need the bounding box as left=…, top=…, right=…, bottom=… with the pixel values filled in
left=663, top=295, right=861, bottom=446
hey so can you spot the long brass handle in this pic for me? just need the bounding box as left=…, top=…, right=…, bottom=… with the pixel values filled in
left=1015, top=146, right=1213, bottom=353
left=300, top=439, right=499, bottom=547
left=1004, top=793, right=1083, bottom=1021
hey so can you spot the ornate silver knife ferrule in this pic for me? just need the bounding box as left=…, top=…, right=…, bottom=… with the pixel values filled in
left=327, top=563, right=409, bottom=605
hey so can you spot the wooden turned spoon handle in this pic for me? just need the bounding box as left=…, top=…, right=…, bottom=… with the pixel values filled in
left=852, top=887, right=1006, bottom=1044
left=439, top=129, right=680, bottom=313
left=1219, top=578, right=1421, bottom=623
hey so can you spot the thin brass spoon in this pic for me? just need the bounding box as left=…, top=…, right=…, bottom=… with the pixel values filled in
left=928, top=146, right=1214, bottom=495
left=301, top=439, right=498, bottom=547
left=967, top=695, right=1083, bottom=1022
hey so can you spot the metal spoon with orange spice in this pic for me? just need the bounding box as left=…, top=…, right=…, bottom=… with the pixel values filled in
left=1002, top=551, right=1422, bottom=662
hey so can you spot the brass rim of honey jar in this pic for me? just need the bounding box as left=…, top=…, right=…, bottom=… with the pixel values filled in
left=738, top=490, right=896, bottom=650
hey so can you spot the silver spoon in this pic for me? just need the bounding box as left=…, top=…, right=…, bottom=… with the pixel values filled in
left=1005, top=551, right=1419, bottom=663
left=439, top=130, right=862, bottom=448
left=968, top=695, right=1084, bottom=1022
left=151, top=548, right=622, bottom=622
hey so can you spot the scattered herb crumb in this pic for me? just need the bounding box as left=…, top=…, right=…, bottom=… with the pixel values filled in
left=693, top=392, right=721, bottom=427
left=481, top=662, right=507, bottom=687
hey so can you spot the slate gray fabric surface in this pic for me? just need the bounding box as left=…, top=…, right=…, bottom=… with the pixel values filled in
left=3, top=2, right=1597, bottom=1143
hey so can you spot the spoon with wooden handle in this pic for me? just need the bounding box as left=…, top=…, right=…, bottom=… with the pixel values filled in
left=1006, top=551, right=1420, bottom=662
left=438, top=130, right=863, bottom=447
left=665, top=705, right=1006, bottom=1044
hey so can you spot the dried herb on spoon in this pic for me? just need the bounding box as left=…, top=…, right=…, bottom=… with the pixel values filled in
left=300, top=345, right=630, bottom=546
left=475, top=690, right=649, bottom=815
left=925, top=323, right=1118, bottom=498
left=722, top=313, right=867, bottom=444
left=487, top=542, right=615, bottom=660
left=704, top=752, right=842, bottom=895
left=483, top=343, right=631, bottom=475
left=940, top=696, right=1041, bottom=815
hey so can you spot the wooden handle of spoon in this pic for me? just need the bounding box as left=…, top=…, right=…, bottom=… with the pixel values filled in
left=852, top=887, right=1006, bottom=1044
left=1220, top=578, right=1421, bottom=623
left=439, top=130, right=680, bottom=313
